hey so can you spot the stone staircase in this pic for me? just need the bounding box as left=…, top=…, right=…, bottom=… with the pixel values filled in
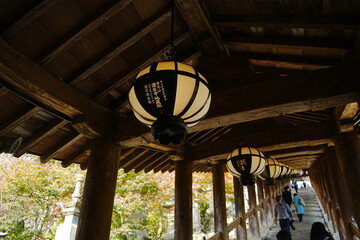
left=263, top=187, right=338, bottom=240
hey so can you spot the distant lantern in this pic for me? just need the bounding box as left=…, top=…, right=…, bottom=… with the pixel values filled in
left=129, top=61, right=211, bottom=145
left=226, top=146, right=266, bottom=186
left=276, top=162, right=287, bottom=179
left=261, top=157, right=281, bottom=185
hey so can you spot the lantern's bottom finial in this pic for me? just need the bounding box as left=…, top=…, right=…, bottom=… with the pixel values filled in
left=240, top=173, right=257, bottom=186
left=151, top=117, right=187, bottom=145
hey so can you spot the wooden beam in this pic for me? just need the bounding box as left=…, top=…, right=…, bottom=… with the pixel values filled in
left=0, top=86, right=8, bottom=97
left=39, top=0, right=134, bottom=65
left=94, top=31, right=192, bottom=102
left=190, top=123, right=333, bottom=162
left=0, top=106, right=40, bottom=134
left=116, top=65, right=360, bottom=147
left=1, top=0, right=61, bottom=39
left=213, top=15, right=359, bottom=31
left=134, top=153, right=166, bottom=173
left=175, top=0, right=223, bottom=55
left=0, top=39, right=110, bottom=119
left=268, top=146, right=325, bottom=159
left=233, top=177, right=247, bottom=239
left=40, top=132, right=83, bottom=163
left=224, top=35, right=351, bottom=51
left=69, top=8, right=172, bottom=85
left=124, top=151, right=158, bottom=173
left=14, top=119, right=67, bottom=157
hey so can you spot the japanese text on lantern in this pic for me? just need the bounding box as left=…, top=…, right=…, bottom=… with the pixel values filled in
left=144, top=81, right=167, bottom=108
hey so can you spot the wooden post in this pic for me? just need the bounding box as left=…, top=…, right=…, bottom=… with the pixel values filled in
left=247, top=185, right=261, bottom=238
left=212, top=162, right=228, bottom=240
left=334, top=131, right=360, bottom=227
left=233, top=176, right=247, bottom=240
left=75, top=137, right=121, bottom=240
left=256, top=179, right=267, bottom=227
left=175, top=159, right=193, bottom=240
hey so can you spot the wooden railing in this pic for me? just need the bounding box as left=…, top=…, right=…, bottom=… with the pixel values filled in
left=350, top=222, right=360, bottom=238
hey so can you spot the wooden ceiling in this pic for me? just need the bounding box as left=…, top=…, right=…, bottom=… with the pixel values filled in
left=0, top=0, right=360, bottom=173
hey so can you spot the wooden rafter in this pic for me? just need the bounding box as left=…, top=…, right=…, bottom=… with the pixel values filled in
left=189, top=123, right=333, bottom=162
left=69, top=8, right=172, bottom=85
left=14, top=119, right=67, bottom=157
left=0, top=106, right=40, bottom=134
left=62, top=145, right=90, bottom=168
left=94, top=31, right=192, bottom=102
left=40, top=132, right=83, bottom=163
left=39, top=0, right=134, bottom=65
left=1, top=0, right=61, bottom=39
left=213, top=15, right=359, bottom=30
left=175, top=0, right=223, bottom=55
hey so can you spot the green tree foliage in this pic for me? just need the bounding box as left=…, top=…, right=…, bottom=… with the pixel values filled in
left=0, top=154, right=83, bottom=239
left=110, top=170, right=173, bottom=240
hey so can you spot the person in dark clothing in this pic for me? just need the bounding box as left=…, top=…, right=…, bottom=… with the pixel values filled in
left=282, top=186, right=292, bottom=207
left=310, top=222, right=334, bottom=240
left=276, top=229, right=292, bottom=240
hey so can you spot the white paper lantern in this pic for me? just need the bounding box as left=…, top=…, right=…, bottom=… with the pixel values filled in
left=226, top=146, right=266, bottom=185
left=129, top=61, right=211, bottom=145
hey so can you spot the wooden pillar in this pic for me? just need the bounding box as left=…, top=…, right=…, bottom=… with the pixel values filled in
left=212, top=163, right=228, bottom=240
left=256, top=179, right=267, bottom=227
left=334, top=131, right=360, bottom=227
left=247, top=185, right=260, bottom=238
left=325, top=147, right=354, bottom=240
left=263, top=182, right=274, bottom=220
left=175, top=159, right=193, bottom=240
left=76, top=137, right=121, bottom=240
left=233, top=177, right=247, bottom=240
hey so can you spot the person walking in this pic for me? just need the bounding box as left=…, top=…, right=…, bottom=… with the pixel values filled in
left=310, top=222, right=334, bottom=240
left=282, top=186, right=293, bottom=207
left=274, top=195, right=295, bottom=232
left=293, top=182, right=299, bottom=193
left=292, top=193, right=305, bottom=222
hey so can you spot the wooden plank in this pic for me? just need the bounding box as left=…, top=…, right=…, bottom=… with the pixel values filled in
left=0, top=106, right=40, bottom=134
left=208, top=232, right=222, bottom=240
left=40, top=132, right=83, bottom=163
left=213, top=15, right=359, bottom=30
left=14, top=119, right=67, bottom=157
left=0, top=39, right=110, bottom=120
left=175, top=0, right=223, bottom=55
left=268, top=147, right=325, bottom=159
left=1, top=0, right=61, bottom=39
left=350, top=222, right=360, bottom=238
left=69, top=9, right=172, bottom=85
left=39, top=0, right=134, bottom=65
left=116, top=65, right=360, bottom=147
left=94, top=31, right=192, bottom=101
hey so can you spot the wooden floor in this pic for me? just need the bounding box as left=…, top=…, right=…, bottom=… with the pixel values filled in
left=263, top=186, right=339, bottom=240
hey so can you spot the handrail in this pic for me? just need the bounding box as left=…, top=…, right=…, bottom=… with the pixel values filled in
left=226, top=217, right=242, bottom=233
left=350, top=222, right=360, bottom=238
left=208, top=232, right=222, bottom=240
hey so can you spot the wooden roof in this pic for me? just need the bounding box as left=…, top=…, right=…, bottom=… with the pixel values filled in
left=1, top=0, right=359, bottom=173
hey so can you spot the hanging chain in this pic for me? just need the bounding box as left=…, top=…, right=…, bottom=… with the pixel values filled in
left=166, top=3, right=177, bottom=60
